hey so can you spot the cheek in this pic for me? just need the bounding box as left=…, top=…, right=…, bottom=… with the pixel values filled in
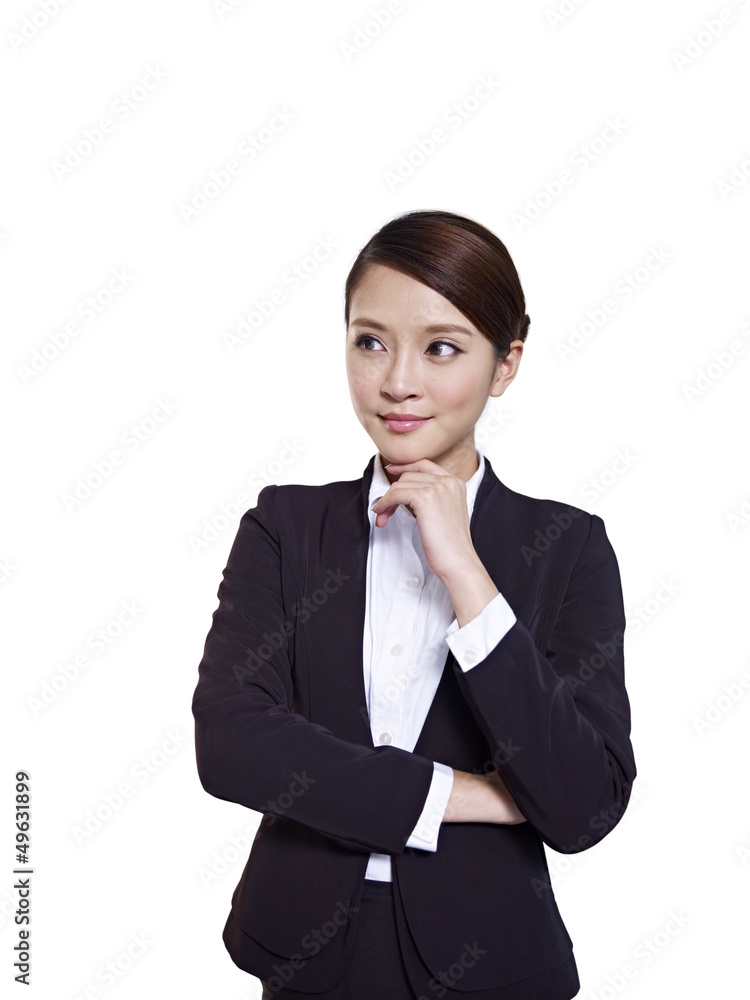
left=346, top=368, right=374, bottom=401
left=433, top=372, right=480, bottom=410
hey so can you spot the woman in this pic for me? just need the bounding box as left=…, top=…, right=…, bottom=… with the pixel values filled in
left=192, top=210, right=637, bottom=999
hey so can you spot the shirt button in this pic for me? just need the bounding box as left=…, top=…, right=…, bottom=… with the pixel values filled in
left=464, top=650, right=477, bottom=665
left=390, top=644, right=403, bottom=656
left=378, top=732, right=392, bottom=745
left=406, top=577, right=420, bottom=588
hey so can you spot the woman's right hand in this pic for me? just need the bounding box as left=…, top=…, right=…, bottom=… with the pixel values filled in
left=443, top=768, right=526, bottom=825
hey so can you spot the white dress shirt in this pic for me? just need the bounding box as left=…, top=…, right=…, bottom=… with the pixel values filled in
left=363, top=449, right=518, bottom=881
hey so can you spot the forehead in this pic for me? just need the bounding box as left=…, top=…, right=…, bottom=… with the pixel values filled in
left=349, top=264, right=475, bottom=330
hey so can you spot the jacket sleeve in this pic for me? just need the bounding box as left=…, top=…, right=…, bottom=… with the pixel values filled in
left=191, top=484, right=435, bottom=856
left=451, top=512, right=637, bottom=854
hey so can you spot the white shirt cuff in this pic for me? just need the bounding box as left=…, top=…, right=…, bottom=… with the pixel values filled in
left=445, top=591, right=516, bottom=672
left=404, top=761, right=454, bottom=852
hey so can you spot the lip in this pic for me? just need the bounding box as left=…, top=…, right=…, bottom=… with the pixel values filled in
left=379, top=413, right=433, bottom=433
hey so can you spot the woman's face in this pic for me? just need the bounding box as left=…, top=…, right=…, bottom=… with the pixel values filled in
left=346, top=263, right=523, bottom=481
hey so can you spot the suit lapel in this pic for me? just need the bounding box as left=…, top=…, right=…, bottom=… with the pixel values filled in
left=300, top=457, right=375, bottom=747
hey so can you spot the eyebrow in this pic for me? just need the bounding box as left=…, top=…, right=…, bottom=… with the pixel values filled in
left=349, top=318, right=474, bottom=337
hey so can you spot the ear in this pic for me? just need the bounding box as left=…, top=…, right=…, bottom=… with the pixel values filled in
left=489, top=340, right=524, bottom=397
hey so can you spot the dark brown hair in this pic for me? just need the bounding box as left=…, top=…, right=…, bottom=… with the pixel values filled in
left=344, top=209, right=530, bottom=361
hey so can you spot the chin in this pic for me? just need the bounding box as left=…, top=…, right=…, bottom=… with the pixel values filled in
left=379, top=444, right=436, bottom=466
left=369, top=424, right=442, bottom=463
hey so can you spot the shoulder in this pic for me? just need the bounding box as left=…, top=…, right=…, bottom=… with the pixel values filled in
left=257, top=472, right=362, bottom=506
left=481, top=466, right=614, bottom=568
left=500, top=478, right=591, bottom=520
left=242, top=472, right=364, bottom=530
left=484, top=463, right=595, bottom=533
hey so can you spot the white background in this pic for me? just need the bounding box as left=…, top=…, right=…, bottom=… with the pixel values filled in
left=3, top=1, right=749, bottom=997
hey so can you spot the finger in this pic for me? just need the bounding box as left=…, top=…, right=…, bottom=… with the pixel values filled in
left=384, top=459, right=451, bottom=476
left=371, top=501, right=400, bottom=517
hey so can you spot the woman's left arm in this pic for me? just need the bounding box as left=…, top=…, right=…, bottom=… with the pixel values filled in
left=373, top=459, right=636, bottom=854
left=442, top=512, right=636, bottom=855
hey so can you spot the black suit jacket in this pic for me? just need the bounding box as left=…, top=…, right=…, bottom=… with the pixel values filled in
left=191, top=454, right=636, bottom=993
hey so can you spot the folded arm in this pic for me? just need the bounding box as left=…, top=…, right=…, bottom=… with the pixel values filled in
left=192, top=485, right=438, bottom=856
left=440, top=513, right=636, bottom=853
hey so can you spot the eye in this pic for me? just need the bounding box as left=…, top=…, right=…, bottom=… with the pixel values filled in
left=427, top=341, right=463, bottom=358
left=353, top=334, right=463, bottom=358
left=353, top=334, right=385, bottom=351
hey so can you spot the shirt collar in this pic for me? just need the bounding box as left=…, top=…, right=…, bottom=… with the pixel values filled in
left=367, top=449, right=486, bottom=522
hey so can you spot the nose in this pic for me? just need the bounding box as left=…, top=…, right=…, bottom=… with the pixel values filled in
left=380, top=347, right=423, bottom=400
